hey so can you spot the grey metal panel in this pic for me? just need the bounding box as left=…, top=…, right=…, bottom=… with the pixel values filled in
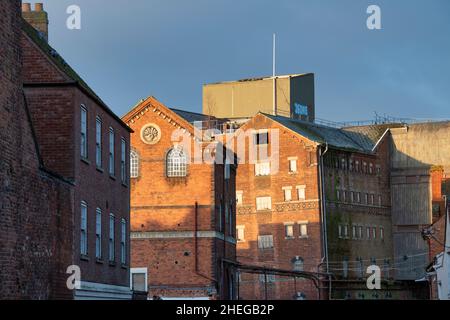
left=393, top=232, right=428, bottom=280
left=391, top=181, right=431, bottom=225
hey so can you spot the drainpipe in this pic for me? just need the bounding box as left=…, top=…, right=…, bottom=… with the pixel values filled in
left=318, top=143, right=330, bottom=297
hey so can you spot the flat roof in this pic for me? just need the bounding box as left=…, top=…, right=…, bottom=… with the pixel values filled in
left=204, top=73, right=313, bottom=86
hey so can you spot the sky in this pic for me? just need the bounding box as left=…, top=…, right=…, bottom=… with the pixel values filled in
left=28, top=0, right=450, bottom=122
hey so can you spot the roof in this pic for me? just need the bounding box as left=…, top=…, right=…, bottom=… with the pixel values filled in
left=342, top=123, right=404, bottom=150
left=170, top=108, right=216, bottom=123
left=205, top=73, right=313, bottom=86
left=21, top=20, right=132, bottom=132
left=261, top=113, right=376, bottom=153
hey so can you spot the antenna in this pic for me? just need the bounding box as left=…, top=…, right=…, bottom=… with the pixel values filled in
left=273, top=33, right=276, bottom=77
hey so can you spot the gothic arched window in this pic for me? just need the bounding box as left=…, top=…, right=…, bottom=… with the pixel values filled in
left=166, top=147, right=187, bottom=177
left=130, top=150, right=139, bottom=178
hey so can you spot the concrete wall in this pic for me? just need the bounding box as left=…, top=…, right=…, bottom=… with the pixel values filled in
left=202, top=74, right=315, bottom=121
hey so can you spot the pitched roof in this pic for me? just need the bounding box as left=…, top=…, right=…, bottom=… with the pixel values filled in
left=170, top=108, right=216, bottom=123
left=21, top=19, right=131, bottom=132
left=261, top=113, right=376, bottom=153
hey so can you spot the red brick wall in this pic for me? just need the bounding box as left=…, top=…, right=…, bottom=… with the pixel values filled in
left=125, top=98, right=236, bottom=299
left=0, top=0, right=73, bottom=299
left=21, top=13, right=131, bottom=290
left=234, top=114, right=322, bottom=300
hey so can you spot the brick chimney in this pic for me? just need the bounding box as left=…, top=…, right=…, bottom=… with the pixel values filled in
left=22, top=3, right=49, bottom=41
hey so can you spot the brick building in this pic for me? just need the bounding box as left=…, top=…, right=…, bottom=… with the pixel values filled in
left=0, top=1, right=132, bottom=299
left=123, top=97, right=237, bottom=300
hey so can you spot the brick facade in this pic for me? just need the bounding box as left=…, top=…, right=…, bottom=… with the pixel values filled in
left=123, top=97, right=236, bottom=300
left=234, top=114, right=323, bottom=300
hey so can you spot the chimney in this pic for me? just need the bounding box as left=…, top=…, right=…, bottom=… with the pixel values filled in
left=22, top=3, right=49, bottom=42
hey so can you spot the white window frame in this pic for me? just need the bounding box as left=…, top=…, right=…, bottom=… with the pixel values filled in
left=95, top=208, right=102, bottom=259
left=288, top=157, right=298, bottom=173
left=283, top=187, right=292, bottom=202
left=236, top=191, right=243, bottom=206
left=81, top=105, right=88, bottom=159
left=258, top=235, right=274, bottom=249
left=236, top=225, right=245, bottom=242
left=166, top=147, right=188, bottom=178
left=109, top=127, right=115, bottom=176
left=121, top=138, right=127, bottom=184
left=130, top=268, right=148, bottom=293
left=380, top=226, right=384, bottom=240
left=256, top=196, right=272, bottom=211
left=296, top=185, right=306, bottom=201
left=255, top=161, right=271, bottom=176
left=284, top=223, right=294, bottom=238
left=121, top=218, right=127, bottom=265
left=297, top=220, right=308, bottom=238
left=80, top=201, right=88, bottom=256
left=95, top=116, right=102, bottom=167
left=109, top=213, right=115, bottom=262
left=130, top=150, right=139, bottom=178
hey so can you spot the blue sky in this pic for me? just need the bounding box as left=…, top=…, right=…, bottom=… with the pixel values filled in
left=29, top=0, right=450, bottom=121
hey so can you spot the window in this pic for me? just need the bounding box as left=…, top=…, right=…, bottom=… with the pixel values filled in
left=355, top=160, right=360, bottom=172
left=339, top=224, right=349, bottom=239
left=356, top=192, right=361, bottom=203
left=80, top=201, right=88, bottom=255
left=258, top=235, right=273, bottom=249
left=352, top=225, right=357, bottom=239
left=255, top=161, right=270, bottom=176
left=95, top=208, right=102, bottom=259
left=341, top=158, right=347, bottom=170
left=109, top=214, right=115, bottom=262
left=254, top=131, right=269, bottom=145
left=236, top=191, right=243, bottom=206
left=299, top=222, right=308, bottom=238
left=121, top=218, right=126, bottom=264
left=370, top=194, right=375, bottom=205
left=81, top=106, right=87, bottom=158
left=365, top=193, right=369, bottom=204
left=358, top=226, right=363, bottom=239
left=293, top=257, right=304, bottom=271
left=349, top=160, right=354, bottom=171
left=166, top=147, right=187, bottom=177
left=383, top=259, right=390, bottom=279
left=343, top=258, right=349, bottom=278
left=297, top=186, right=306, bottom=201
left=350, top=191, right=355, bottom=203
left=121, top=138, right=127, bottom=183
left=256, top=197, right=271, bottom=211
left=109, top=127, right=115, bottom=176
left=236, top=226, right=245, bottom=242
left=378, top=195, right=382, bottom=206
left=338, top=225, right=343, bottom=238
left=357, top=257, right=364, bottom=278
left=228, top=203, right=233, bottom=236
left=259, top=274, right=276, bottom=283
left=336, top=190, right=341, bottom=201
left=224, top=163, right=230, bottom=180
left=285, top=224, right=294, bottom=238
left=130, top=268, right=148, bottom=292
left=380, top=226, right=384, bottom=240
left=343, top=225, right=349, bottom=238
left=130, top=150, right=139, bottom=178
left=366, top=226, right=371, bottom=239
left=283, top=187, right=292, bottom=202
left=96, top=116, right=102, bottom=167
left=372, top=227, right=377, bottom=239
left=289, top=158, right=297, bottom=173
left=369, top=163, right=374, bottom=174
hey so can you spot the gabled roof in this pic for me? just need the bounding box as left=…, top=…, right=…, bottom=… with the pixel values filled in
left=342, top=123, right=404, bottom=151
left=21, top=19, right=131, bottom=132
left=260, top=113, right=376, bottom=154
left=122, top=96, right=199, bottom=135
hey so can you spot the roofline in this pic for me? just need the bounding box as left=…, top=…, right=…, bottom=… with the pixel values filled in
left=23, top=82, right=133, bottom=133
left=204, top=73, right=313, bottom=86
left=121, top=96, right=196, bottom=135
left=371, top=128, right=392, bottom=152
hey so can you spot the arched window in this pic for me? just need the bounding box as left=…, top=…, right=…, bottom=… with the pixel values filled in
left=166, top=147, right=187, bottom=177
left=292, top=256, right=304, bottom=271
left=130, top=150, right=139, bottom=178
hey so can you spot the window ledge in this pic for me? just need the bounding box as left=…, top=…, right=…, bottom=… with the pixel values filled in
left=109, top=175, right=116, bottom=181
left=81, top=157, right=90, bottom=165
left=80, top=254, right=89, bottom=262
left=285, top=237, right=295, bottom=240
left=288, top=172, right=298, bottom=175
left=121, top=182, right=128, bottom=188
left=299, top=236, right=309, bottom=239
left=96, top=258, right=104, bottom=265
left=96, top=166, right=104, bottom=173
left=121, top=264, right=128, bottom=270
left=109, top=261, right=116, bottom=267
